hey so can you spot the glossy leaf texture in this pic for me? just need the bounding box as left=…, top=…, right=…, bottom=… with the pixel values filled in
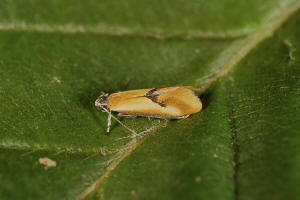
left=0, top=0, right=299, bottom=200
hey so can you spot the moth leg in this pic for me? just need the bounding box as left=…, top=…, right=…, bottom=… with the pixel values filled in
left=107, top=111, right=112, bottom=133
left=101, top=108, right=138, bottom=136
left=174, top=115, right=190, bottom=119
left=117, top=113, right=137, bottom=118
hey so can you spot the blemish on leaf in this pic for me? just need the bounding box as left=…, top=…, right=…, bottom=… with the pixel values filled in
left=284, top=39, right=295, bottom=62
left=51, top=76, right=61, bottom=83
left=232, top=161, right=237, bottom=167
left=195, top=176, right=201, bottom=183
left=39, top=157, right=57, bottom=170
left=130, top=190, right=136, bottom=196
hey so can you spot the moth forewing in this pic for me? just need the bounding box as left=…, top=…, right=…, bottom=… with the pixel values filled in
left=95, top=86, right=202, bottom=134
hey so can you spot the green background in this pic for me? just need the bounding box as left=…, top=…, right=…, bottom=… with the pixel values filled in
left=0, top=0, right=300, bottom=199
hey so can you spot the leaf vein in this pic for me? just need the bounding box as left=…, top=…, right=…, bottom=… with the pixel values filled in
left=0, top=21, right=246, bottom=39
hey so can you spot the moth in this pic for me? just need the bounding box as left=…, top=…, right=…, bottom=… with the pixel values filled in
left=95, top=86, right=202, bottom=134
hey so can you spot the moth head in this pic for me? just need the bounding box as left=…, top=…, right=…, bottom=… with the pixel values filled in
left=95, top=92, right=109, bottom=112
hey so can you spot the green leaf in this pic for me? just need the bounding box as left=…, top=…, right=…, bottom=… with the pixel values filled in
left=0, top=0, right=296, bottom=37
left=0, top=1, right=299, bottom=200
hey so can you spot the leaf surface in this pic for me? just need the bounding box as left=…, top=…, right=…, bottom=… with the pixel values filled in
left=89, top=4, right=300, bottom=200
left=0, top=1, right=299, bottom=200
left=0, top=0, right=296, bottom=37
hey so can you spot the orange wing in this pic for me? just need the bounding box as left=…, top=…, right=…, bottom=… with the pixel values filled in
left=107, top=87, right=202, bottom=118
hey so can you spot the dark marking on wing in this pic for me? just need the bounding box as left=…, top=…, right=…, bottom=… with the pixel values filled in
left=145, top=88, right=157, bottom=96
left=144, top=88, right=166, bottom=107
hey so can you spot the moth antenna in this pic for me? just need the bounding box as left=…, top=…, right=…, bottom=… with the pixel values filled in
left=100, top=91, right=108, bottom=97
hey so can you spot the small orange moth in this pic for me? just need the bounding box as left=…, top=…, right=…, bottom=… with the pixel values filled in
left=95, top=86, right=202, bottom=134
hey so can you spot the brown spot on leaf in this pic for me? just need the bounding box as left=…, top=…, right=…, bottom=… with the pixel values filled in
left=195, top=176, right=201, bottom=183
left=131, top=190, right=136, bottom=196
left=39, top=157, right=57, bottom=170
left=232, top=161, right=237, bottom=167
